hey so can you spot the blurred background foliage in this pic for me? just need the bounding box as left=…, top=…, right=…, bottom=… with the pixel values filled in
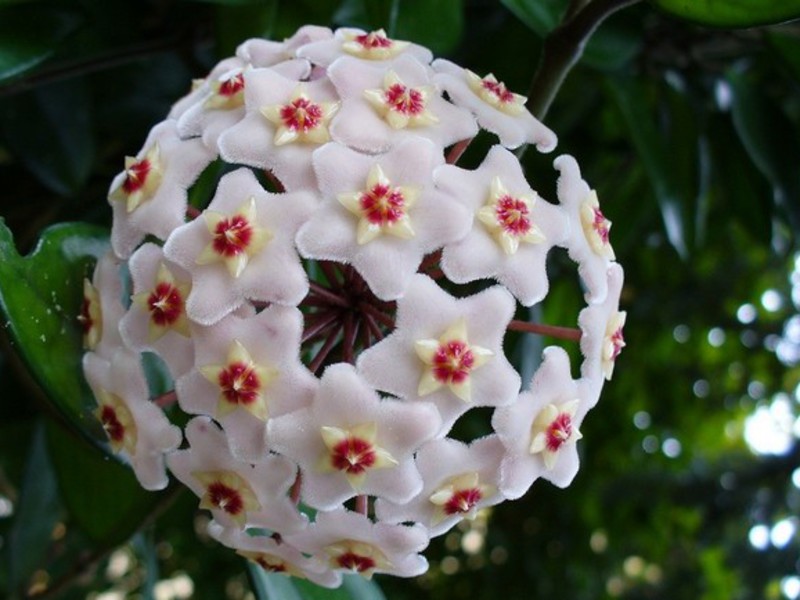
left=1, top=0, right=800, bottom=599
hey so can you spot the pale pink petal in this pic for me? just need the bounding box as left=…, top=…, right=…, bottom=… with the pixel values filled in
left=175, top=305, right=316, bottom=461
left=328, top=55, right=477, bottom=154
left=375, top=435, right=505, bottom=537
left=267, top=364, right=440, bottom=510
left=163, top=168, right=315, bottom=324
left=167, top=416, right=307, bottom=535
left=436, top=145, right=569, bottom=306
left=298, top=27, right=433, bottom=68
left=357, top=274, right=520, bottom=435
left=109, top=120, right=215, bottom=258
left=432, top=58, right=557, bottom=152
left=83, top=350, right=182, bottom=490
left=90, top=251, right=127, bottom=360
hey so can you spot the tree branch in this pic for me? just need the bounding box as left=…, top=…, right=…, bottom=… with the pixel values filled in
left=526, top=0, right=642, bottom=120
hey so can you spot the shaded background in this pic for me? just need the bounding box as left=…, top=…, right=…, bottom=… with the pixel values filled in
left=1, top=0, right=799, bottom=598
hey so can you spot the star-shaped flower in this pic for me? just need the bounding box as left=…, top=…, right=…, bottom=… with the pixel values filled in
left=357, top=274, right=520, bottom=435
left=176, top=305, right=316, bottom=462
left=579, top=263, right=626, bottom=386
left=375, top=436, right=505, bottom=537
left=555, top=154, right=618, bottom=303
left=218, top=69, right=340, bottom=191
left=83, top=349, right=182, bottom=490
left=119, top=243, right=194, bottom=379
left=337, top=163, right=418, bottom=245
left=167, top=416, right=307, bottom=534
left=432, top=59, right=557, bottom=151
left=328, top=55, right=477, bottom=153
left=108, top=120, right=215, bottom=258
left=78, top=251, right=126, bottom=359
left=209, top=523, right=340, bottom=588
left=238, top=25, right=334, bottom=66
left=436, top=145, right=569, bottom=306
left=267, top=363, right=440, bottom=510
left=163, top=168, right=315, bottom=325
left=296, top=138, right=471, bottom=300
left=492, top=347, right=592, bottom=495
left=260, top=84, right=340, bottom=146
left=297, top=27, right=433, bottom=68
left=286, top=508, right=429, bottom=579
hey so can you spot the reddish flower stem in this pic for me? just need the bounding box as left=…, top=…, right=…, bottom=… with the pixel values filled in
left=309, top=325, right=342, bottom=373
left=362, top=312, right=384, bottom=341
left=419, top=249, right=442, bottom=272
left=264, top=169, right=285, bottom=193
left=308, top=281, right=350, bottom=308
left=358, top=301, right=395, bottom=330
left=318, top=261, right=342, bottom=290
left=358, top=315, right=372, bottom=349
left=290, top=471, right=302, bottom=505
left=355, top=494, right=368, bottom=516
left=446, top=137, right=473, bottom=164
left=186, top=206, right=201, bottom=220
left=508, top=319, right=582, bottom=341
left=342, top=312, right=356, bottom=363
left=426, top=267, right=445, bottom=279
left=153, top=390, right=177, bottom=407
left=302, top=310, right=341, bottom=343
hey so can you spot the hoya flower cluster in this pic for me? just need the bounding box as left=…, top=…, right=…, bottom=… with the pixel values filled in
left=80, top=25, right=625, bottom=586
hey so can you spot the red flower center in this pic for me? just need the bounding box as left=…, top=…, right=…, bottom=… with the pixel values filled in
left=336, top=552, right=376, bottom=573
left=100, top=405, right=125, bottom=443
left=212, top=215, right=253, bottom=257
left=330, top=436, right=377, bottom=475
left=147, top=282, right=184, bottom=327
left=359, top=184, right=406, bottom=226
left=122, top=159, right=151, bottom=194
left=218, top=361, right=261, bottom=406
left=482, top=78, right=514, bottom=104
left=592, top=207, right=611, bottom=244
left=610, top=327, right=625, bottom=360
left=280, top=97, right=323, bottom=132
left=546, top=412, right=573, bottom=453
left=495, top=195, right=532, bottom=236
left=384, top=83, right=425, bottom=115
left=355, top=31, right=393, bottom=49
left=78, top=297, right=94, bottom=333
left=432, top=340, right=475, bottom=385
left=218, top=73, right=245, bottom=97
left=444, top=487, right=483, bottom=516
left=207, top=482, right=244, bottom=515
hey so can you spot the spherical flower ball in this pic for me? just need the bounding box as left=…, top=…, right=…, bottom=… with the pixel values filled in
left=82, top=24, right=626, bottom=587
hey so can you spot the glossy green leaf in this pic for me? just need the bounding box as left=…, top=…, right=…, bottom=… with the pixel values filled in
left=45, top=420, right=164, bottom=545
left=767, top=30, right=800, bottom=83
left=607, top=77, right=689, bottom=257
left=0, top=79, right=94, bottom=196
left=500, top=0, right=639, bottom=70
left=0, top=220, right=109, bottom=447
left=727, top=69, right=800, bottom=232
left=0, top=5, right=81, bottom=84
left=5, top=422, right=61, bottom=596
left=650, top=0, right=800, bottom=27
left=215, top=0, right=278, bottom=56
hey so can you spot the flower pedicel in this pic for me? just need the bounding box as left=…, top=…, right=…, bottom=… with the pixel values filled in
left=81, top=25, right=625, bottom=587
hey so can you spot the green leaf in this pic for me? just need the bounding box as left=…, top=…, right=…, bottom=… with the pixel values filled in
left=500, top=0, right=562, bottom=36
left=727, top=69, right=800, bottom=232
left=0, top=5, right=81, bottom=84
left=45, top=420, right=165, bottom=545
left=500, top=0, right=639, bottom=70
left=650, top=0, right=800, bottom=28
left=0, top=220, right=109, bottom=447
left=766, top=30, right=800, bottom=83
left=5, top=422, right=61, bottom=596
left=606, top=77, right=689, bottom=257
left=215, top=0, right=279, bottom=56
left=0, top=79, right=94, bottom=196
